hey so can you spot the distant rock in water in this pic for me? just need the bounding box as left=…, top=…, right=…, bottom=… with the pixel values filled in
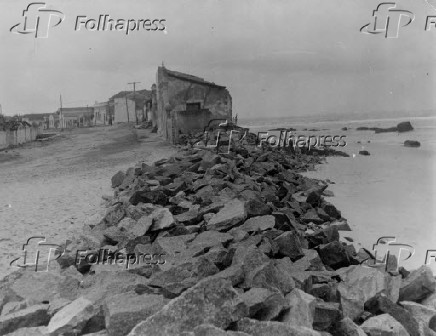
left=359, top=150, right=370, bottom=156
left=268, top=127, right=296, bottom=132
left=341, top=127, right=348, bottom=131
left=374, top=127, right=397, bottom=134
left=404, top=140, right=420, bottom=148
left=397, top=121, right=414, bottom=133
left=357, top=121, right=414, bottom=134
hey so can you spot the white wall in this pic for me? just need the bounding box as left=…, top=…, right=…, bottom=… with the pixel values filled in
left=114, top=98, right=136, bottom=123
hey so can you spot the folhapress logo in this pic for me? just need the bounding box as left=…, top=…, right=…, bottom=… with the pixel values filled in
left=361, top=236, right=415, bottom=271
left=10, top=2, right=65, bottom=38
left=10, top=236, right=64, bottom=272
left=361, top=2, right=414, bottom=38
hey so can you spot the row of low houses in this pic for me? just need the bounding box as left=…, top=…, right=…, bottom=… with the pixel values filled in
left=8, top=66, right=233, bottom=144
left=14, top=89, right=151, bottom=130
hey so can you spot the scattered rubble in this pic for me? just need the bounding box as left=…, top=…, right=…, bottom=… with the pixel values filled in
left=1, top=141, right=435, bottom=335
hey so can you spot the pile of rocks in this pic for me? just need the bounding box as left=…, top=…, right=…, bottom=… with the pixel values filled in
left=1, top=144, right=435, bottom=336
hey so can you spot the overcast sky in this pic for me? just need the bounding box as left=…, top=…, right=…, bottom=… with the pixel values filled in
left=0, top=0, right=435, bottom=118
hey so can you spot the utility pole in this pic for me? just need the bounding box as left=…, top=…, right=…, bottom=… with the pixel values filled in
left=128, top=81, right=141, bottom=125
left=60, top=94, right=63, bottom=129
left=125, top=94, right=130, bottom=123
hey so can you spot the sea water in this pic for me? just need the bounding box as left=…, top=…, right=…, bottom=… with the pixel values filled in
left=241, top=115, right=436, bottom=273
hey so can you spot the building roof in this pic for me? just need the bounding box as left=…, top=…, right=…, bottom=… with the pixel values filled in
left=162, top=67, right=226, bottom=89
left=94, top=101, right=109, bottom=108
left=58, top=107, right=94, bottom=117
left=109, top=89, right=151, bottom=109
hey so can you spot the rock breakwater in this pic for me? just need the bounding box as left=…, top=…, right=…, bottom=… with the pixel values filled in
left=1, top=143, right=435, bottom=336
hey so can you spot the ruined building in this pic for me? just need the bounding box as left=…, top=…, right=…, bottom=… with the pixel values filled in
left=150, top=66, right=232, bottom=144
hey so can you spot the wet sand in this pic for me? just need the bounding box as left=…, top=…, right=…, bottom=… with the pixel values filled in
left=0, top=124, right=176, bottom=279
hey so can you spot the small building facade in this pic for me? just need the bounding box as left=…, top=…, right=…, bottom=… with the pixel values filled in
left=109, top=90, right=151, bottom=124
left=152, top=66, right=232, bottom=144
left=113, top=97, right=136, bottom=123
left=93, top=101, right=109, bottom=125
left=58, top=107, right=94, bottom=128
left=49, top=113, right=60, bottom=129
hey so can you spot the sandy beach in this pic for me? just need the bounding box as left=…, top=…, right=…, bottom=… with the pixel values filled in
left=0, top=125, right=175, bottom=279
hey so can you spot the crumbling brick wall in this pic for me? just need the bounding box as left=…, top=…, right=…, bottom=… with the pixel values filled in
left=153, top=66, right=232, bottom=143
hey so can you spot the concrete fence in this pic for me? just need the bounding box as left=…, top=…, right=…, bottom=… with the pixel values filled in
left=0, top=126, right=43, bottom=150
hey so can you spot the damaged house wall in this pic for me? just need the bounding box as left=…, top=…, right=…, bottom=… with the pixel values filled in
left=152, top=66, right=232, bottom=143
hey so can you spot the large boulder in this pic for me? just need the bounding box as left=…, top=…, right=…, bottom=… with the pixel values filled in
left=79, top=271, right=149, bottom=304
left=10, top=271, right=64, bottom=303
left=239, top=288, right=286, bottom=321
left=188, top=324, right=250, bottom=336
left=239, top=215, right=275, bottom=232
left=244, top=199, right=272, bottom=217
left=313, top=301, right=341, bottom=332
left=103, top=292, right=165, bottom=336
left=47, top=297, right=104, bottom=335
left=317, top=241, right=353, bottom=270
left=279, top=288, right=317, bottom=328
left=127, top=278, right=248, bottom=336
left=399, top=266, right=436, bottom=302
left=150, top=208, right=175, bottom=231
left=236, top=318, right=322, bottom=336
left=117, top=217, right=152, bottom=237
left=274, top=231, right=304, bottom=260
left=401, top=301, right=436, bottom=332
left=291, top=249, right=325, bottom=272
left=245, top=260, right=296, bottom=295
left=148, top=257, right=219, bottom=298
left=189, top=231, right=233, bottom=250
left=111, top=171, right=125, bottom=188
left=361, top=313, right=410, bottom=336
left=365, top=293, right=425, bottom=336
left=397, top=121, right=414, bottom=132
left=129, top=190, right=168, bottom=206
left=422, top=292, right=436, bottom=310
left=0, top=304, right=49, bottom=335
left=335, top=317, right=367, bottom=336
left=206, top=199, right=247, bottom=231
left=337, top=265, right=401, bottom=320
